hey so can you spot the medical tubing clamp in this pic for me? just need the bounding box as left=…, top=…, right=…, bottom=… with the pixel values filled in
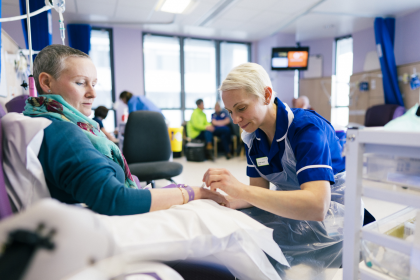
left=0, top=223, right=56, bottom=280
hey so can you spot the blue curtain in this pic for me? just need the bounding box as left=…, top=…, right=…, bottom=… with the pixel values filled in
left=374, top=17, right=404, bottom=106
left=19, top=0, right=52, bottom=53
left=67, top=24, right=92, bottom=55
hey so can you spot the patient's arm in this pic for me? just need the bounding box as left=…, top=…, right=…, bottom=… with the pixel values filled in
left=149, top=187, right=228, bottom=212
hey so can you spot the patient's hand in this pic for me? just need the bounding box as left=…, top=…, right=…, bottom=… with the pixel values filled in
left=193, top=187, right=229, bottom=206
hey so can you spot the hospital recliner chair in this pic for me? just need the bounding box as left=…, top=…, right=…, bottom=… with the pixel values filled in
left=364, top=104, right=405, bottom=127
left=0, top=114, right=236, bottom=280
left=123, top=111, right=183, bottom=188
left=5, top=95, right=29, bottom=113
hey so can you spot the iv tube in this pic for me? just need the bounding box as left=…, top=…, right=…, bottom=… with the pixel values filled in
left=59, top=12, right=65, bottom=45
left=26, top=0, right=37, bottom=97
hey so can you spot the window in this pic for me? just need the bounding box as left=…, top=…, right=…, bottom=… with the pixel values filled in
left=220, top=42, right=249, bottom=83
left=89, top=28, right=116, bottom=132
left=143, top=34, right=250, bottom=127
left=331, top=36, right=353, bottom=126
left=184, top=39, right=217, bottom=109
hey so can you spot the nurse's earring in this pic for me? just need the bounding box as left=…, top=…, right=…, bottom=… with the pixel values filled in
left=48, top=89, right=51, bottom=93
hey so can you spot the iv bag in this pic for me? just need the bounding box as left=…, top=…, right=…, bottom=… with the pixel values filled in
left=45, top=0, right=65, bottom=13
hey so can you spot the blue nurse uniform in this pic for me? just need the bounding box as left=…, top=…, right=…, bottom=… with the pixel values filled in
left=240, top=97, right=354, bottom=277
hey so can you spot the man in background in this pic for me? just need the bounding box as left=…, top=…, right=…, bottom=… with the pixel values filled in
left=211, top=102, right=232, bottom=159
left=293, top=95, right=313, bottom=110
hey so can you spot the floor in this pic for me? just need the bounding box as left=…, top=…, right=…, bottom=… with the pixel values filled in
left=152, top=155, right=407, bottom=280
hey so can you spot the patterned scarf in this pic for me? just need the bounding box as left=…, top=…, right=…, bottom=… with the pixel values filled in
left=23, top=95, right=137, bottom=189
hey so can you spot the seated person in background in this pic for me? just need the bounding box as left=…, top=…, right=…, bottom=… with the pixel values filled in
left=292, top=95, right=313, bottom=110
left=93, top=106, right=118, bottom=143
left=119, top=91, right=161, bottom=114
left=187, top=99, right=232, bottom=160
left=24, top=44, right=227, bottom=216
left=212, top=102, right=233, bottom=159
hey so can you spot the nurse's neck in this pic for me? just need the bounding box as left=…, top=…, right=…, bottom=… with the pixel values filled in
left=259, top=102, right=278, bottom=147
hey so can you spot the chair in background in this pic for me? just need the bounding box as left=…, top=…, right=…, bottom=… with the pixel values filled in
left=0, top=118, right=13, bottom=220
left=364, top=104, right=405, bottom=127
left=5, top=95, right=29, bottom=113
left=123, top=111, right=183, bottom=188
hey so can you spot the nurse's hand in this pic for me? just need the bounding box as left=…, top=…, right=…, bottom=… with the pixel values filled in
left=202, top=168, right=245, bottom=199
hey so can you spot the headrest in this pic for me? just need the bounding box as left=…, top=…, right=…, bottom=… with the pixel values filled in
left=2, top=113, right=52, bottom=212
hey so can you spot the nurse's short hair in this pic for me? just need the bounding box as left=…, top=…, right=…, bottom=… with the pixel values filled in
left=34, top=44, right=90, bottom=94
left=219, top=63, right=275, bottom=103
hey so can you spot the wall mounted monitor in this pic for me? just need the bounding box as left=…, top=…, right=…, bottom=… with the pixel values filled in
left=271, top=47, right=309, bottom=71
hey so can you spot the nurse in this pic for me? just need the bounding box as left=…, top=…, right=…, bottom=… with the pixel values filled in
left=203, top=63, right=348, bottom=273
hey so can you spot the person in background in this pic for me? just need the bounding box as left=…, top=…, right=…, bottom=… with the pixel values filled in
left=187, top=99, right=215, bottom=160
left=119, top=91, right=161, bottom=114
left=293, top=95, right=313, bottom=110
left=212, top=102, right=233, bottom=159
left=93, top=106, right=118, bottom=143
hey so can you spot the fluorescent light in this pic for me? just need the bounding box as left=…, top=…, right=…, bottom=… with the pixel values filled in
left=160, top=0, right=192, bottom=14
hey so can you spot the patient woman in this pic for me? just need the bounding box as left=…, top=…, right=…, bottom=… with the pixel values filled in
left=24, top=45, right=227, bottom=215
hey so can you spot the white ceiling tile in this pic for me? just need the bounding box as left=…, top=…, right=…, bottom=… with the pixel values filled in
left=250, top=10, right=291, bottom=25
left=114, top=7, right=151, bottom=21
left=148, top=11, right=177, bottom=22
left=236, top=0, right=279, bottom=10
left=270, top=0, right=321, bottom=15
left=314, top=0, right=420, bottom=17
left=76, top=0, right=117, bottom=17
left=219, top=7, right=263, bottom=21
left=117, top=0, right=158, bottom=9
left=210, top=19, right=242, bottom=29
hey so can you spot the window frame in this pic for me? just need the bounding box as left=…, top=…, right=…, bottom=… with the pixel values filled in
left=332, top=35, right=353, bottom=125
left=142, top=33, right=251, bottom=123
left=91, top=27, right=117, bottom=129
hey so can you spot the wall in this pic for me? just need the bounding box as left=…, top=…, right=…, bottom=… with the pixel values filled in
left=300, top=37, right=334, bottom=77
left=352, top=26, right=376, bottom=74
left=395, top=9, right=420, bottom=66
left=255, top=32, right=296, bottom=106
left=349, top=61, right=420, bottom=125
left=112, top=27, right=144, bottom=125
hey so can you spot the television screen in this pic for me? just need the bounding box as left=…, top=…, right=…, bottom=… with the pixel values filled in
left=271, top=47, right=309, bottom=71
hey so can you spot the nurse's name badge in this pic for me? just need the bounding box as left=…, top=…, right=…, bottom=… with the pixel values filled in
left=256, top=157, right=269, bottom=167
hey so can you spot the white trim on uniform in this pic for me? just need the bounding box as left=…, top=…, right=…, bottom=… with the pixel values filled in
left=256, top=137, right=261, bottom=141
left=277, top=103, right=295, bottom=142
left=296, top=165, right=332, bottom=175
left=247, top=164, right=255, bottom=168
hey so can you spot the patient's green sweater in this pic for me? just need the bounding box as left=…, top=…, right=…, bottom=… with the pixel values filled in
left=38, top=118, right=151, bottom=215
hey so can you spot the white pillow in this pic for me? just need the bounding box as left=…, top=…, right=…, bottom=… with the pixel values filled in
left=2, top=113, right=52, bottom=211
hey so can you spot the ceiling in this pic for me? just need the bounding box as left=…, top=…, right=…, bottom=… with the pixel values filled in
left=2, top=0, right=420, bottom=41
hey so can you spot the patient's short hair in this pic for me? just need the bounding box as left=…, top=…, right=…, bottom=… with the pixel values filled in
left=34, top=44, right=90, bottom=95
left=94, top=106, right=109, bottom=119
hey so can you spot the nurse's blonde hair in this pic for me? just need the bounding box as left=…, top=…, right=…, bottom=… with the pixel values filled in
left=219, top=63, right=275, bottom=103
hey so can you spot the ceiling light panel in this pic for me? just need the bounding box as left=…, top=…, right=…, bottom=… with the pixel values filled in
left=160, top=0, right=192, bottom=14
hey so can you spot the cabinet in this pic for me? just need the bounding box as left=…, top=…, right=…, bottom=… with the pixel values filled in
left=343, top=128, right=420, bottom=280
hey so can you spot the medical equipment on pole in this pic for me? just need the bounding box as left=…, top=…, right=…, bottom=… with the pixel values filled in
left=0, top=0, right=66, bottom=96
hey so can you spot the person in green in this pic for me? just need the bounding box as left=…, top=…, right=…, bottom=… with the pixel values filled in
left=187, top=99, right=231, bottom=160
